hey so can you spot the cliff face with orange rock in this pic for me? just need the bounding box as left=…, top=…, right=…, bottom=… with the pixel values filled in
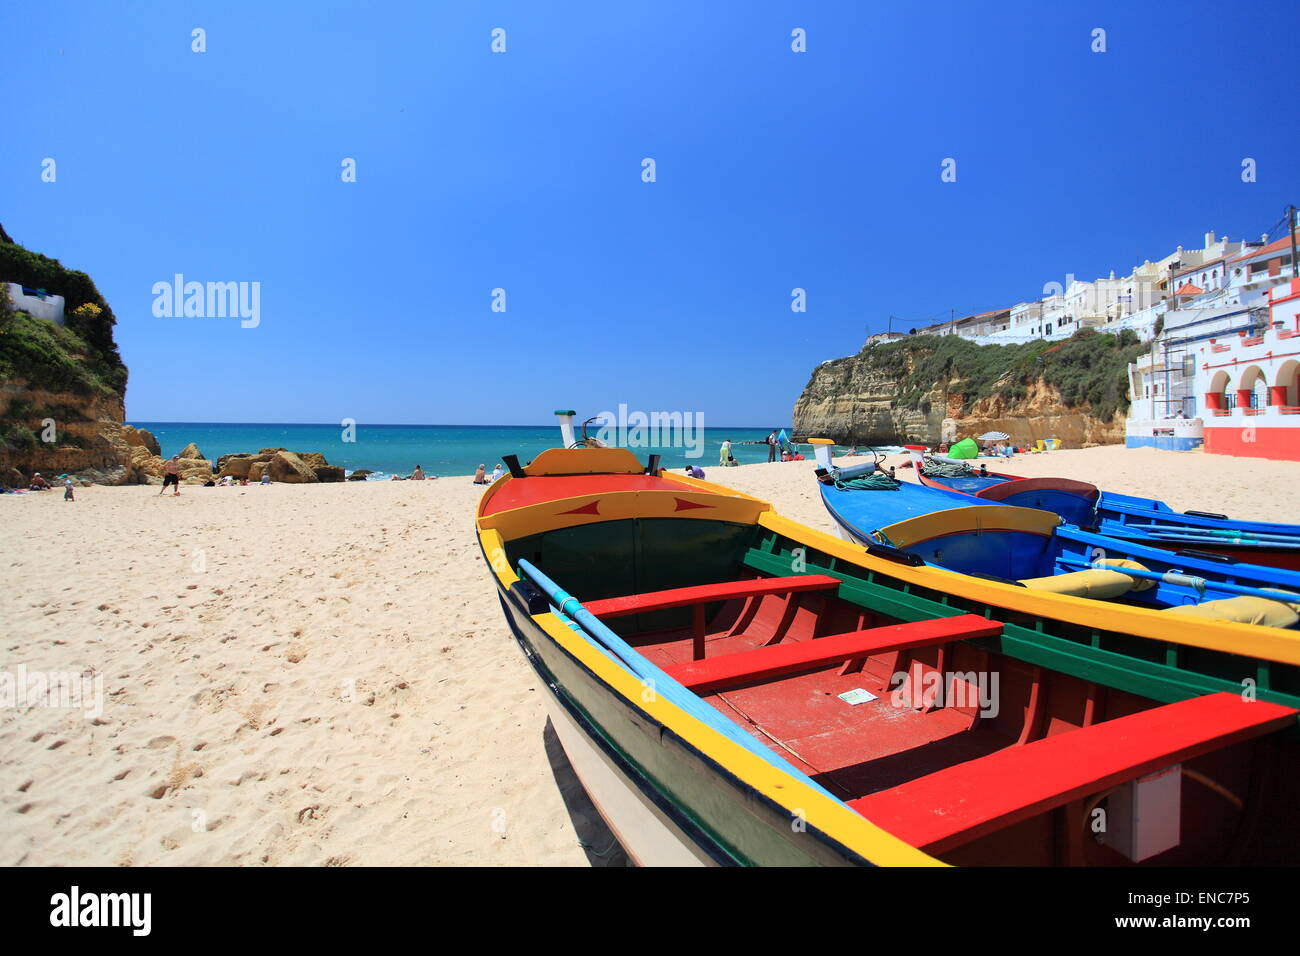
left=792, top=333, right=1138, bottom=448
left=0, top=225, right=158, bottom=484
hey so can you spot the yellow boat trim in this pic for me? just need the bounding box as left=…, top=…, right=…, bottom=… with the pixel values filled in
left=524, top=447, right=645, bottom=476
left=877, top=504, right=1061, bottom=548
left=756, top=510, right=1300, bottom=667
left=529, top=606, right=942, bottom=866
left=480, top=488, right=770, bottom=542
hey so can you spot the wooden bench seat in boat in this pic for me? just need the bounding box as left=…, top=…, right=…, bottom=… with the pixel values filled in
left=583, top=574, right=842, bottom=619
left=664, top=614, right=1002, bottom=694
left=584, top=575, right=842, bottom=659
left=848, top=691, right=1298, bottom=855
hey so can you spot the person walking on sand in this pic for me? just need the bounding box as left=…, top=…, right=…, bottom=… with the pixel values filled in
left=160, top=455, right=182, bottom=496
left=766, top=431, right=777, bottom=463
left=719, top=439, right=732, bottom=467
left=473, top=464, right=488, bottom=485
left=63, top=476, right=75, bottom=501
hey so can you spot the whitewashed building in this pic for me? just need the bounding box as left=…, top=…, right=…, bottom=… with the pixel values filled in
left=4, top=282, right=65, bottom=324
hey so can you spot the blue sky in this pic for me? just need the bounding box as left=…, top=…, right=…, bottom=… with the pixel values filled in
left=4, top=0, right=1298, bottom=426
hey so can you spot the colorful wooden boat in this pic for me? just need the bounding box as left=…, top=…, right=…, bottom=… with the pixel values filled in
left=818, top=475, right=1300, bottom=623
left=478, top=444, right=1300, bottom=866
left=907, top=450, right=1300, bottom=570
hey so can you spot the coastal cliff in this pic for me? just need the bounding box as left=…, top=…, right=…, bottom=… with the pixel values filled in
left=793, top=332, right=1145, bottom=448
left=0, top=225, right=158, bottom=484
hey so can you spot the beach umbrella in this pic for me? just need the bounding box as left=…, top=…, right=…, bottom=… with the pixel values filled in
left=947, top=437, right=980, bottom=459
left=976, top=431, right=1010, bottom=441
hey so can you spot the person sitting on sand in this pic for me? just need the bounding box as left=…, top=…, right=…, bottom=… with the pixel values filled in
left=491, top=464, right=503, bottom=482
left=260, top=472, right=271, bottom=485
left=30, top=472, right=50, bottom=490
left=160, top=457, right=181, bottom=496
left=473, top=464, right=488, bottom=485
left=412, top=465, right=425, bottom=481
left=725, top=455, right=739, bottom=467
left=684, top=465, right=705, bottom=479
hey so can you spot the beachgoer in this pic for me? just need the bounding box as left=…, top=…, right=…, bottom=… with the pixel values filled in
left=684, top=465, right=705, bottom=479
left=260, top=472, right=271, bottom=485
left=63, top=477, right=75, bottom=501
left=30, top=472, right=50, bottom=490
left=412, top=465, right=425, bottom=481
left=491, top=464, right=503, bottom=482
left=473, top=464, right=488, bottom=485
left=766, top=431, right=777, bottom=463
left=160, top=456, right=181, bottom=496
left=725, top=455, right=739, bottom=467
left=719, top=439, right=732, bottom=467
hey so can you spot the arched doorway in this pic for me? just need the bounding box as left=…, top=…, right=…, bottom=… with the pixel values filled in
left=1237, top=365, right=1268, bottom=412
left=1206, top=369, right=1231, bottom=412
left=1274, top=359, right=1299, bottom=408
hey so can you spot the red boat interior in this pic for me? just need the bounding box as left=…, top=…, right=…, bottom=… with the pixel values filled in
left=584, top=573, right=1300, bottom=865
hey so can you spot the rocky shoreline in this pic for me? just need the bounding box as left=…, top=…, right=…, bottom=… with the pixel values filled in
left=2, top=431, right=359, bottom=488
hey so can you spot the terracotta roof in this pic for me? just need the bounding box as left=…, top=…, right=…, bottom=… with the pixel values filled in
left=1175, top=282, right=1204, bottom=296
left=1229, top=232, right=1298, bottom=264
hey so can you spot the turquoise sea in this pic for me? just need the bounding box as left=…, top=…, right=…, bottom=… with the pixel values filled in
left=128, top=422, right=893, bottom=478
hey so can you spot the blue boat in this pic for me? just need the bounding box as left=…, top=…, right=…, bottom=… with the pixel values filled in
left=911, top=455, right=1300, bottom=571
left=818, top=472, right=1300, bottom=627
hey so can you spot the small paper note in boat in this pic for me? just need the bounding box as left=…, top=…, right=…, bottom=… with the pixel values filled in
left=838, top=688, right=878, bottom=706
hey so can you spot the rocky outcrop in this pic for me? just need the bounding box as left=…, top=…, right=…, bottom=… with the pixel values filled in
left=212, top=447, right=344, bottom=483
left=266, top=451, right=318, bottom=483
left=793, top=339, right=1128, bottom=448
left=792, top=358, right=944, bottom=447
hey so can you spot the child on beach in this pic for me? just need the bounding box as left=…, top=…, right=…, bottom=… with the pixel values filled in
left=63, top=477, right=75, bottom=501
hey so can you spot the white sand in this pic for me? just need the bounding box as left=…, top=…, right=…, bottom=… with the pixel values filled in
left=2, top=444, right=1297, bottom=865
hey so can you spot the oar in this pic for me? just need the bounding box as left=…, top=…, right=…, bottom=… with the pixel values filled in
left=1114, top=523, right=1300, bottom=545
left=1068, top=559, right=1300, bottom=603
left=515, top=559, right=842, bottom=800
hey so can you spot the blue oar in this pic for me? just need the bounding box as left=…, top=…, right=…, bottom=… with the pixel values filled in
left=1061, top=558, right=1300, bottom=603
left=1115, top=523, right=1300, bottom=545
left=515, top=559, right=841, bottom=801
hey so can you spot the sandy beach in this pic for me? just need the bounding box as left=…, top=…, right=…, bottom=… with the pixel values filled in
left=2, top=444, right=1298, bottom=866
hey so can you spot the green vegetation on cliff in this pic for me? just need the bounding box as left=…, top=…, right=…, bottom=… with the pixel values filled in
left=0, top=235, right=127, bottom=397
left=856, top=329, right=1145, bottom=423
left=0, top=229, right=128, bottom=462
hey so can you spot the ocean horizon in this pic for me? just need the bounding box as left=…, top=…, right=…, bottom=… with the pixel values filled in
left=128, top=421, right=891, bottom=478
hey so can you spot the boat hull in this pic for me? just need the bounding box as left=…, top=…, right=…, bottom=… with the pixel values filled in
left=489, top=577, right=870, bottom=866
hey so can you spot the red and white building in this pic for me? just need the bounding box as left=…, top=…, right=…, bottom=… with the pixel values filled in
left=1198, top=279, right=1300, bottom=461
